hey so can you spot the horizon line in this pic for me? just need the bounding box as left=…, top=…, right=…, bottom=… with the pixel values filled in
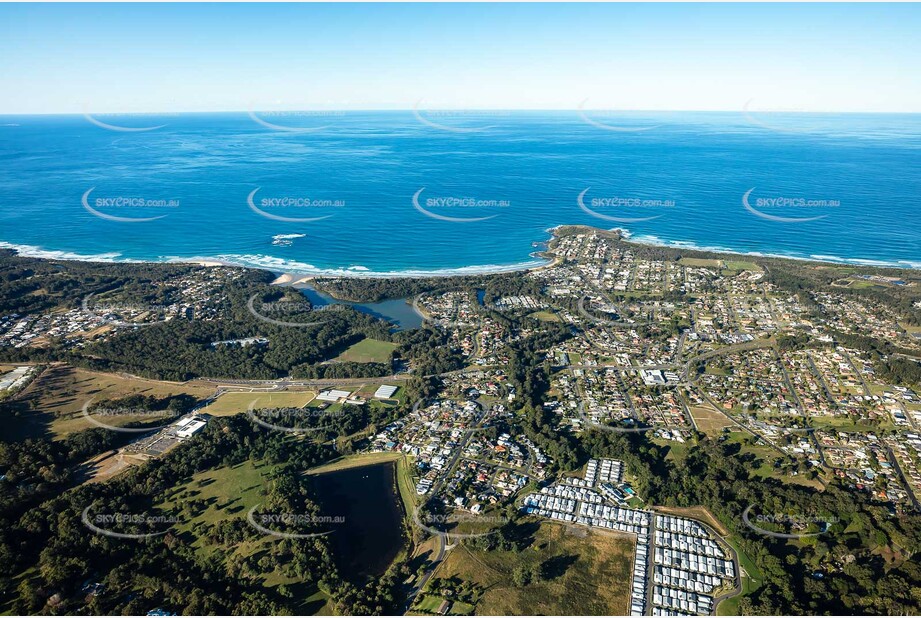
left=3, top=108, right=921, bottom=117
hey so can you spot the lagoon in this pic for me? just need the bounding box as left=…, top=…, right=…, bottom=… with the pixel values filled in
left=297, top=284, right=423, bottom=330
left=311, top=461, right=407, bottom=581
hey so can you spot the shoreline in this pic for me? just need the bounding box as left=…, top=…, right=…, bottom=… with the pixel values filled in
left=2, top=226, right=920, bottom=280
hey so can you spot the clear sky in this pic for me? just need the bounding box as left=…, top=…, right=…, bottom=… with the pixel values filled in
left=1, top=2, right=920, bottom=114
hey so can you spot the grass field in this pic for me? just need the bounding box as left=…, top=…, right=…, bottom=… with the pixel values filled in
left=428, top=520, right=634, bottom=616
left=414, top=595, right=474, bottom=615
left=529, top=310, right=562, bottom=323
left=334, top=338, right=398, bottom=363
left=716, top=536, right=763, bottom=616
left=808, top=414, right=895, bottom=433
left=156, top=460, right=333, bottom=615
left=678, top=257, right=722, bottom=269
left=3, top=365, right=215, bottom=440
left=689, top=404, right=735, bottom=436
left=724, top=260, right=762, bottom=272
left=158, top=459, right=272, bottom=532
left=201, top=391, right=317, bottom=416
left=723, top=431, right=824, bottom=490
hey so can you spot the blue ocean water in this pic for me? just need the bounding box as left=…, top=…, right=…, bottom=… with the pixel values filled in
left=0, top=111, right=919, bottom=275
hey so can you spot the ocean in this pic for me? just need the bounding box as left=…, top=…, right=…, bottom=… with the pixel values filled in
left=0, top=111, right=919, bottom=275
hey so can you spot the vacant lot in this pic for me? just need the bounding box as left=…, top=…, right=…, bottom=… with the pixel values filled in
left=678, top=257, right=722, bottom=269
left=689, top=404, right=735, bottom=436
left=529, top=310, right=561, bottom=323
left=201, top=390, right=316, bottom=416
left=4, top=365, right=214, bottom=440
left=334, top=338, right=397, bottom=363
left=430, top=520, right=634, bottom=616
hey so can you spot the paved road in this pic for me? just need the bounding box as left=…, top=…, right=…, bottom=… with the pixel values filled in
left=403, top=533, right=446, bottom=613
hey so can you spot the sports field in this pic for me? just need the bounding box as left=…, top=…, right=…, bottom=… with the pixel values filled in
left=334, top=338, right=398, bottom=363
left=201, top=391, right=317, bottom=416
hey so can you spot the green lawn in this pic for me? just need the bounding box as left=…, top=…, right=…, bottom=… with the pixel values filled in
left=155, top=460, right=333, bottom=614
left=335, top=338, right=398, bottom=363
left=201, top=391, right=316, bottom=416
left=416, top=595, right=445, bottom=613
left=717, top=536, right=763, bottom=615
left=724, top=260, right=762, bottom=272
left=158, top=459, right=272, bottom=534
left=678, top=257, right=722, bottom=269
left=529, top=310, right=561, bottom=323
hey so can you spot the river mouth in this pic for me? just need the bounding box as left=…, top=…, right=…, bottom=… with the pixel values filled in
left=311, top=461, right=408, bottom=582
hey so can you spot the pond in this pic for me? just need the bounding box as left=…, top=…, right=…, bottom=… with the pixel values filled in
left=311, top=461, right=407, bottom=582
left=297, top=284, right=423, bottom=330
